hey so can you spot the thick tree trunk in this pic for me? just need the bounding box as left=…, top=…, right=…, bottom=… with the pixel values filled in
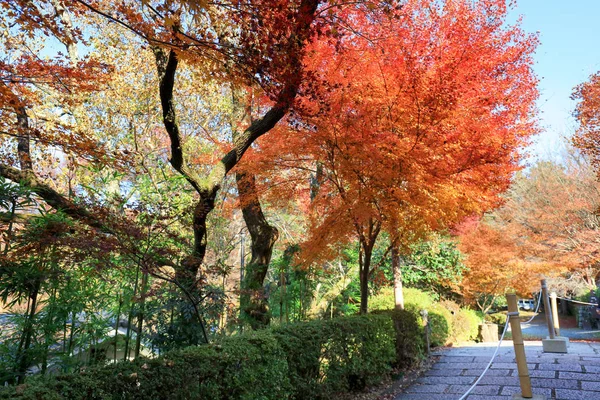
left=392, top=247, right=404, bottom=310
left=238, top=172, right=279, bottom=329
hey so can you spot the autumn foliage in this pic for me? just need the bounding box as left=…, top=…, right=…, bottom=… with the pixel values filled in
left=246, top=0, right=539, bottom=312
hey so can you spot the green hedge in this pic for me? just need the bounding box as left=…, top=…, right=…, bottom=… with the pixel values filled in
left=373, top=287, right=482, bottom=347
left=0, top=313, right=425, bottom=400
left=451, top=308, right=481, bottom=342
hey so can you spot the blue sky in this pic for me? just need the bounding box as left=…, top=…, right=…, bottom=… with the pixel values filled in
left=508, top=0, right=600, bottom=160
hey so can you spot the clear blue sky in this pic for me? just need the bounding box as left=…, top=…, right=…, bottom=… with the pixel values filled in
left=508, top=1, right=600, bottom=160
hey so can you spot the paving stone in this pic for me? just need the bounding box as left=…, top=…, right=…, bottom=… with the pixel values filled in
left=558, top=371, right=600, bottom=381
left=395, top=394, right=450, bottom=400
left=529, top=369, right=556, bottom=378
left=582, top=360, right=600, bottom=366
left=440, top=356, right=475, bottom=362
left=464, top=396, right=511, bottom=400
left=405, top=383, right=449, bottom=393
left=490, top=362, right=536, bottom=370
left=581, top=380, right=600, bottom=391
left=433, top=362, right=490, bottom=370
left=447, top=384, right=500, bottom=395
left=538, top=362, right=583, bottom=372
left=556, top=389, right=600, bottom=400
left=474, top=356, right=500, bottom=362
left=417, top=376, right=475, bottom=385
left=584, top=365, right=600, bottom=373
left=425, top=369, right=462, bottom=377
left=531, top=377, right=579, bottom=388
left=500, top=386, right=553, bottom=397
left=490, top=362, right=517, bottom=369
left=478, top=376, right=520, bottom=386
left=462, top=368, right=511, bottom=377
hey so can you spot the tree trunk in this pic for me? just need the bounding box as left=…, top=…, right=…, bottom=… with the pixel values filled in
left=114, top=294, right=122, bottom=363
left=123, top=266, right=140, bottom=361
left=238, top=172, right=279, bottom=329
left=357, top=220, right=380, bottom=315
left=15, top=279, right=40, bottom=384
left=134, top=272, right=149, bottom=359
left=359, top=244, right=373, bottom=315
left=392, top=247, right=404, bottom=310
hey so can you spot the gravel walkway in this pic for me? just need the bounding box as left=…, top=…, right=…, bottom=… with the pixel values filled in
left=395, top=341, right=600, bottom=400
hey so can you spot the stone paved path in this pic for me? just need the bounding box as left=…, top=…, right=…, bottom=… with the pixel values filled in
left=395, top=341, right=600, bottom=400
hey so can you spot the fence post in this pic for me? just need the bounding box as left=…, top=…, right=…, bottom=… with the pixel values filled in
left=541, top=280, right=555, bottom=339
left=550, top=292, right=560, bottom=337
left=506, top=294, right=534, bottom=399
left=541, top=280, right=568, bottom=353
left=420, top=309, right=430, bottom=357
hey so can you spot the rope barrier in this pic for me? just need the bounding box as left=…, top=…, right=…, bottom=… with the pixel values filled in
left=456, top=290, right=592, bottom=399
left=522, top=292, right=542, bottom=324
left=556, top=296, right=598, bottom=307
left=457, top=313, right=512, bottom=400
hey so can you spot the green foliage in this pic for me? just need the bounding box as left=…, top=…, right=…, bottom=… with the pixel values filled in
left=450, top=308, right=482, bottom=342
left=425, top=304, right=452, bottom=347
left=484, top=312, right=507, bottom=326
left=369, top=287, right=396, bottom=311
left=0, top=313, right=425, bottom=400
left=401, top=237, right=466, bottom=297
left=273, top=314, right=397, bottom=399
left=388, top=309, right=425, bottom=368
left=403, top=287, right=438, bottom=309
left=371, top=287, right=481, bottom=347
left=0, top=330, right=291, bottom=400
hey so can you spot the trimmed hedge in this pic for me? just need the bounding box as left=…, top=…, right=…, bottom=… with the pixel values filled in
left=451, top=308, right=481, bottom=342
left=0, top=330, right=290, bottom=400
left=0, top=313, right=425, bottom=400
left=373, top=287, right=481, bottom=347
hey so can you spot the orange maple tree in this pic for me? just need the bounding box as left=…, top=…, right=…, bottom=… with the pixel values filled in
left=457, top=217, right=550, bottom=313
left=249, top=0, right=539, bottom=313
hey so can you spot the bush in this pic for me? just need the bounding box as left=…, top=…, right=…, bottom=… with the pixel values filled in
left=274, top=314, right=398, bottom=399
left=369, top=287, right=395, bottom=311
left=426, top=304, right=452, bottom=347
left=372, top=287, right=453, bottom=347
left=389, top=309, right=425, bottom=368
left=451, top=308, right=481, bottom=342
left=485, top=312, right=506, bottom=326
left=1, top=313, right=425, bottom=400
left=0, top=330, right=291, bottom=400
left=403, top=288, right=437, bottom=309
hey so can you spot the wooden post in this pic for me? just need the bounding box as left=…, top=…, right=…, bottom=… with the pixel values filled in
left=507, top=294, right=533, bottom=399
left=420, top=309, right=430, bottom=357
left=541, top=279, right=555, bottom=339
left=550, top=292, right=560, bottom=337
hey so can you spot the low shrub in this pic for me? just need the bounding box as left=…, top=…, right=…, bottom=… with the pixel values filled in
left=0, top=313, right=425, bottom=400
left=426, top=304, right=452, bottom=347
left=451, top=308, right=481, bottom=342
left=389, top=309, right=425, bottom=368
left=403, top=287, right=437, bottom=310
left=485, top=312, right=506, bottom=326
left=0, top=330, right=291, bottom=400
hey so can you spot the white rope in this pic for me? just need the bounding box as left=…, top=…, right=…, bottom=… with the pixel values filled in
left=457, top=313, right=512, bottom=400
left=557, top=296, right=598, bottom=306
left=523, top=292, right=542, bottom=324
